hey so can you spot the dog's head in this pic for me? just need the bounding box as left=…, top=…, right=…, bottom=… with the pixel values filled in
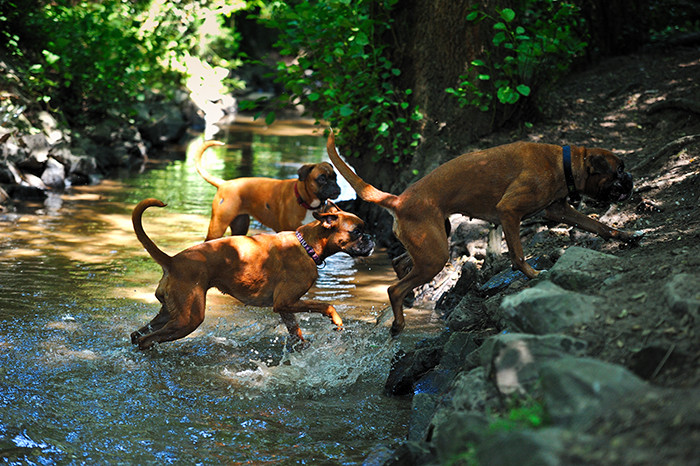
left=312, top=202, right=375, bottom=257
left=583, top=149, right=633, bottom=204
left=298, top=162, right=341, bottom=201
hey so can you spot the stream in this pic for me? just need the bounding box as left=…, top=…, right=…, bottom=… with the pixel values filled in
left=0, top=119, right=441, bottom=464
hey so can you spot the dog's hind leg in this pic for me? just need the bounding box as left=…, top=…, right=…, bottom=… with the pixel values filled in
left=133, top=288, right=207, bottom=349
left=388, top=219, right=450, bottom=336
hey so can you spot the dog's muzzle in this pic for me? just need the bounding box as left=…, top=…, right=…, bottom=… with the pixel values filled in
left=348, top=234, right=375, bottom=257
left=609, top=172, right=633, bottom=202
left=319, top=182, right=342, bottom=201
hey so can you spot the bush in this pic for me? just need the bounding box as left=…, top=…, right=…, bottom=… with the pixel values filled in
left=257, top=0, right=422, bottom=164
left=447, top=1, right=587, bottom=115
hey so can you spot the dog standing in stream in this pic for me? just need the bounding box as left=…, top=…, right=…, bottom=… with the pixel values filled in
left=130, top=198, right=374, bottom=349
left=195, top=140, right=341, bottom=239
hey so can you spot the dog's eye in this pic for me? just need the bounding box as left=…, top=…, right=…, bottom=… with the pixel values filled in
left=349, top=229, right=362, bottom=240
left=317, top=174, right=327, bottom=184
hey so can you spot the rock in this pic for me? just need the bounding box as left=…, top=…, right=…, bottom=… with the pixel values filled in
left=663, top=273, right=700, bottom=320
left=479, top=333, right=588, bottom=396
left=547, top=246, right=622, bottom=291
left=40, top=157, right=65, bottom=188
left=18, top=133, right=50, bottom=173
left=408, top=393, right=437, bottom=441
left=21, top=173, right=47, bottom=191
left=539, top=357, right=648, bottom=429
left=436, top=260, right=478, bottom=311
left=448, top=367, right=496, bottom=413
left=478, top=255, right=553, bottom=295
left=7, top=183, right=46, bottom=201
left=384, top=335, right=448, bottom=396
left=37, top=111, right=65, bottom=145
left=444, top=294, right=487, bottom=332
left=438, top=331, right=481, bottom=372
left=430, top=411, right=488, bottom=465
left=477, top=428, right=567, bottom=466
left=137, top=100, right=188, bottom=147
left=0, top=159, right=22, bottom=184
left=499, top=281, right=603, bottom=334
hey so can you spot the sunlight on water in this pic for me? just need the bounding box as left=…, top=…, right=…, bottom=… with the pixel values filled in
left=0, top=120, right=441, bottom=464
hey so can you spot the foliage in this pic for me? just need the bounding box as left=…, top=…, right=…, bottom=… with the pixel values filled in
left=446, top=0, right=587, bottom=114
left=256, top=0, right=422, bottom=164
left=0, top=0, right=249, bottom=125
left=489, top=395, right=549, bottom=432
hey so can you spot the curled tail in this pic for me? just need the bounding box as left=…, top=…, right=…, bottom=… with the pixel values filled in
left=132, top=198, right=172, bottom=270
left=194, top=140, right=226, bottom=188
left=325, top=131, right=399, bottom=210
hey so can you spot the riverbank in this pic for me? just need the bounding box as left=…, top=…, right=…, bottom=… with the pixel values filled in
left=374, top=45, right=699, bottom=465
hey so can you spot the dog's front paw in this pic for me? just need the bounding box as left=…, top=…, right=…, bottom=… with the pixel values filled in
left=130, top=331, right=142, bottom=345
left=390, top=320, right=405, bottom=338
left=620, top=230, right=645, bottom=247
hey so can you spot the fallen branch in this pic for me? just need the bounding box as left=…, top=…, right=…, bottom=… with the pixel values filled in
left=633, top=133, right=700, bottom=171
left=647, top=98, right=700, bottom=116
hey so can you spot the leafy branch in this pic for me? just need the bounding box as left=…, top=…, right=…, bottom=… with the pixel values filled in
left=255, top=0, right=423, bottom=164
left=447, top=1, right=587, bottom=115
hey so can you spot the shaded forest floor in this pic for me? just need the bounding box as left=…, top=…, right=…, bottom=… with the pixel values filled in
left=469, top=45, right=700, bottom=389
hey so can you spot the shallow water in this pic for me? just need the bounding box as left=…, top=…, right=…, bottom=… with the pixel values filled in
left=0, top=119, right=441, bottom=464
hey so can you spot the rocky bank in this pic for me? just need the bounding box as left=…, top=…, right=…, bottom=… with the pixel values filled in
left=371, top=46, right=700, bottom=465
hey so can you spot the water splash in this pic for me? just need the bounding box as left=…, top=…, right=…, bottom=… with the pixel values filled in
left=223, top=322, right=396, bottom=396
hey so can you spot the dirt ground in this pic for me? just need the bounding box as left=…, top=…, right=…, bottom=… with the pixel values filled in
left=471, top=45, right=700, bottom=389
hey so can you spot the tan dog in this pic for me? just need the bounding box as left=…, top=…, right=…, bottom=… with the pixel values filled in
left=195, top=141, right=341, bottom=239
left=326, top=132, right=642, bottom=336
left=130, top=198, right=374, bottom=349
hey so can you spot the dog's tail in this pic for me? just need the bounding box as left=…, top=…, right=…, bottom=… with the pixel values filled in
left=326, top=131, right=399, bottom=211
left=132, top=198, right=172, bottom=270
left=194, top=140, right=226, bottom=188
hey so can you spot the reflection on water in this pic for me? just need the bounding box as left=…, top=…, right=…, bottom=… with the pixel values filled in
left=0, top=120, right=440, bottom=464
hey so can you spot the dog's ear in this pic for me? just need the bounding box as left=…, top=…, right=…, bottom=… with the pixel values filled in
left=313, top=211, right=339, bottom=229
left=587, top=151, right=614, bottom=175
left=322, top=200, right=341, bottom=214
left=298, top=164, right=314, bottom=181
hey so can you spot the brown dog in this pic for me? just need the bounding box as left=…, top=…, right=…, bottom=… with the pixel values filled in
left=195, top=140, right=341, bottom=239
left=130, top=198, right=374, bottom=349
left=326, top=132, right=642, bottom=336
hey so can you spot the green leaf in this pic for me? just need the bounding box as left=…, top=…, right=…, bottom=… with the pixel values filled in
left=516, top=84, right=531, bottom=96
left=354, top=31, right=369, bottom=46
left=478, top=74, right=490, bottom=80
left=308, top=92, right=321, bottom=102
left=500, top=8, right=516, bottom=22
left=265, top=111, right=276, bottom=125
left=339, top=105, right=354, bottom=117
left=466, top=11, right=479, bottom=21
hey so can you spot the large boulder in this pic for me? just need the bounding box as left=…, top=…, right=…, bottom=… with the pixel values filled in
left=499, top=281, right=603, bottom=334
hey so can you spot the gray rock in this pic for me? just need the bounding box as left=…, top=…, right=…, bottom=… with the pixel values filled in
left=40, top=157, right=65, bottom=188
left=540, top=357, right=648, bottom=429
left=438, top=331, right=480, bottom=372
left=408, top=393, right=437, bottom=441
left=547, top=246, right=622, bottom=291
left=500, top=280, right=602, bottom=334
left=480, top=333, right=588, bottom=396
left=478, top=428, right=568, bottom=466
left=431, top=411, right=488, bottom=465
left=664, top=273, right=700, bottom=320
left=448, top=367, right=495, bottom=413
